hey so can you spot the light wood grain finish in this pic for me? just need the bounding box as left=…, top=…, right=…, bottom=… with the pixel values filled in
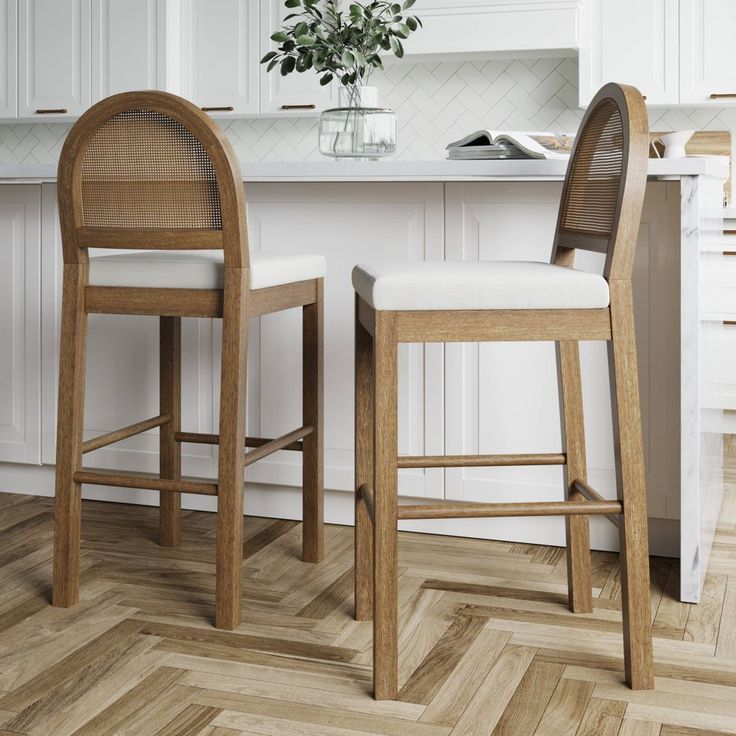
left=302, top=279, right=324, bottom=564
left=355, top=299, right=375, bottom=622
left=353, top=84, right=653, bottom=701
left=54, top=91, right=324, bottom=630
left=558, top=340, right=593, bottom=614
left=215, top=266, right=249, bottom=631
left=373, top=311, right=400, bottom=700
left=3, top=467, right=736, bottom=733
left=160, top=316, right=182, bottom=547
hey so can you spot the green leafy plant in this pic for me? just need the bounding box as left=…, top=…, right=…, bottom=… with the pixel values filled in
left=261, top=0, right=422, bottom=89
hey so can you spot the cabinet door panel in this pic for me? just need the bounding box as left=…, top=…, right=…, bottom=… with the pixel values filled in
left=580, top=0, right=678, bottom=105
left=444, top=182, right=680, bottom=547
left=92, top=0, right=163, bottom=100
left=180, top=0, right=258, bottom=115
left=0, top=0, right=17, bottom=118
left=259, top=0, right=334, bottom=114
left=0, top=185, right=41, bottom=464
left=680, top=0, right=736, bottom=105
left=19, top=0, right=91, bottom=118
left=245, top=182, right=444, bottom=499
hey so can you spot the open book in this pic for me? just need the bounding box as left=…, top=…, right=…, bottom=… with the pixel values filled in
left=447, top=130, right=574, bottom=160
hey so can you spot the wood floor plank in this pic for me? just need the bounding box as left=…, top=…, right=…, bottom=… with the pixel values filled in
left=0, top=450, right=735, bottom=736
left=489, top=659, right=564, bottom=736
left=617, top=720, right=662, bottom=736
left=399, top=612, right=486, bottom=705
left=533, top=677, right=594, bottom=736
left=573, top=697, right=625, bottom=736
left=448, top=644, right=536, bottom=736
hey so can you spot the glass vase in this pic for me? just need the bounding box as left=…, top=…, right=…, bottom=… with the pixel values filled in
left=318, top=85, right=396, bottom=160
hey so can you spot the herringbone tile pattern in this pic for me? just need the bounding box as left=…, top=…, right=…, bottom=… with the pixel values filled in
left=0, top=445, right=735, bottom=735
left=3, top=57, right=736, bottom=164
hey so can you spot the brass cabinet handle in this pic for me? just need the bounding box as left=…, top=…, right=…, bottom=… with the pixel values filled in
left=36, top=108, right=67, bottom=114
left=280, top=104, right=316, bottom=110
left=710, top=93, right=736, bottom=99
left=201, top=106, right=234, bottom=112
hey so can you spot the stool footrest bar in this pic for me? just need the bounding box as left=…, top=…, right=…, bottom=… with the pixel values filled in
left=175, top=431, right=306, bottom=452
left=244, top=426, right=314, bottom=466
left=82, top=414, right=171, bottom=454
left=397, top=499, right=623, bottom=520
left=572, top=479, right=622, bottom=528
left=73, top=469, right=218, bottom=496
left=397, top=452, right=566, bottom=469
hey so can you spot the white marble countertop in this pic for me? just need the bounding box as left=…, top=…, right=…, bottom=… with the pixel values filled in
left=0, top=157, right=729, bottom=183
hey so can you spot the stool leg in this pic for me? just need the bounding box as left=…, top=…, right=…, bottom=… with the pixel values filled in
left=302, top=280, right=324, bottom=563
left=355, top=298, right=374, bottom=621
left=557, top=340, right=593, bottom=613
left=160, top=316, right=182, bottom=547
left=53, top=265, right=88, bottom=608
left=609, top=282, right=654, bottom=689
left=372, top=312, right=399, bottom=700
left=215, top=269, right=248, bottom=630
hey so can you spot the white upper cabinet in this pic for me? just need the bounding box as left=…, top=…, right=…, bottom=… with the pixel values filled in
left=0, top=0, right=17, bottom=118
left=680, top=0, right=736, bottom=105
left=91, top=0, right=169, bottom=101
left=180, top=0, right=259, bottom=116
left=259, top=0, right=334, bottom=115
left=579, top=0, right=679, bottom=106
left=18, top=0, right=90, bottom=119
left=404, top=0, right=580, bottom=57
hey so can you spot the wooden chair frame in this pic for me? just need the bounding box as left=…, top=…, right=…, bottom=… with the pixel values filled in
left=354, top=83, right=654, bottom=699
left=53, top=91, right=324, bottom=630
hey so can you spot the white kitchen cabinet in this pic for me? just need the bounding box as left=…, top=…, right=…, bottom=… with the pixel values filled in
left=404, top=0, right=580, bottom=57
left=0, top=0, right=16, bottom=118
left=259, top=0, right=334, bottom=114
left=245, top=183, right=444, bottom=498
left=680, top=0, right=736, bottom=105
left=579, top=0, right=679, bottom=106
left=443, top=181, right=681, bottom=547
left=180, top=0, right=259, bottom=116
left=18, top=0, right=91, bottom=120
left=0, top=185, right=41, bottom=464
left=92, top=0, right=173, bottom=101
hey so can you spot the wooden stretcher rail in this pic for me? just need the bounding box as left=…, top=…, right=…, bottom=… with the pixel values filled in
left=73, top=469, right=218, bottom=495
left=572, top=478, right=622, bottom=528
left=82, top=414, right=171, bottom=454
left=397, top=499, right=623, bottom=521
left=397, top=452, right=566, bottom=469
left=244, top=426, right=314, bottom=467
left=175, top=431, right=305, bottom=452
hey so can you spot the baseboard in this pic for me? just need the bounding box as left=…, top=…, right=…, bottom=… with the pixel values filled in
left=0, top=463, right=679, bottom=557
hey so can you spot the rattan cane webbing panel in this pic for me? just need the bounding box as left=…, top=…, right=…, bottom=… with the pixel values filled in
left=80, top=109, right=222, bottom=230
left=559, top=99, right=624, bottom=240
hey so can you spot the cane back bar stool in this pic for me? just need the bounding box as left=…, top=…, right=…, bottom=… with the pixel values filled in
left=352, top=83, right=654, bottom=699
left=53, top=91, right=325, bottom=630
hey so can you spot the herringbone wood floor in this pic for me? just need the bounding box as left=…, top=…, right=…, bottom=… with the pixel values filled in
left=1, top=445, right=736, bottom=736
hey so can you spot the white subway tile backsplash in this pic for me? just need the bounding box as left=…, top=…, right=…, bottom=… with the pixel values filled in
left=1, top=57, right=734, bottom=165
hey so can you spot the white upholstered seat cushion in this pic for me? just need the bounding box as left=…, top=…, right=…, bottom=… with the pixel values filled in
left=352, top=261, right=609, bottom=311
left=88, top=250, right=326, bottom=290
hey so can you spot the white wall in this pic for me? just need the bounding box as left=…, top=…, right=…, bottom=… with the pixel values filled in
left=2, top=56, right=735, bottom=167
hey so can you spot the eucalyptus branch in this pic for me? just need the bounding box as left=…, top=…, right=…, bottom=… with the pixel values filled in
left=261, top=0, right=422, bottom=89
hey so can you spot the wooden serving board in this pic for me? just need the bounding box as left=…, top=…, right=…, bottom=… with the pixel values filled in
left=651, top=130, right=732, bottom=203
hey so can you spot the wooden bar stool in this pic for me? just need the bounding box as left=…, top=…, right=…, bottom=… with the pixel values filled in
left=352, top=83, right=654, bottom=699
left=52, top=91, right=324, bottom=630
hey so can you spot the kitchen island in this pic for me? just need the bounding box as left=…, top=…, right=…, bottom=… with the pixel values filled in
left=0, top=157, right=727, bottom=602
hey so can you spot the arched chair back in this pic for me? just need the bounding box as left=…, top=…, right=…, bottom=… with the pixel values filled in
left=553, top=83, right=649, bottom=281
left=57, top=90, right=248, bottom=269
